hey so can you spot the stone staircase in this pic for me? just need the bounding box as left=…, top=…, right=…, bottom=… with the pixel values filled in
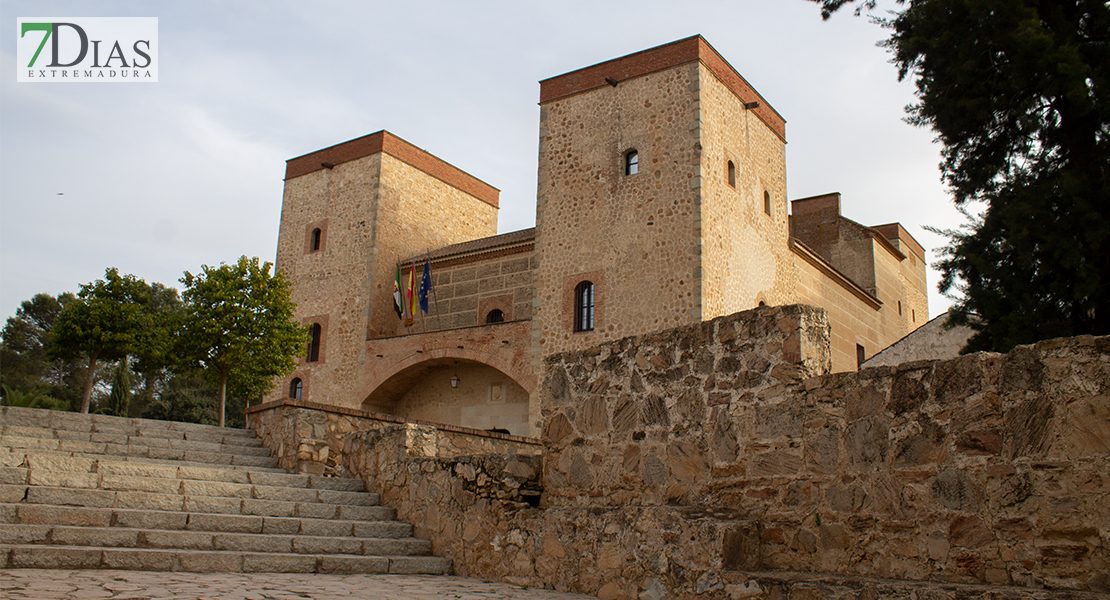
left=0, top=406, right=450, bottom=574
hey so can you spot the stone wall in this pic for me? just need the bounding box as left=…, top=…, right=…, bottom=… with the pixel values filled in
left=864, top=310, right=975, bottom=368
left=245, top=399, right=540, bottom=475
left=332, top=305, right=1109, bottom=599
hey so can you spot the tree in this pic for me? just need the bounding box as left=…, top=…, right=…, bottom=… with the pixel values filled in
left=809, top=0, right=1110, bottom=352
left=178, top=256, right=307, bottom=427
left=102, top=358, right=133, bottom=417
left=47, top=269, right=159, bottom=413
left=1, top=292, right=78, bottom=399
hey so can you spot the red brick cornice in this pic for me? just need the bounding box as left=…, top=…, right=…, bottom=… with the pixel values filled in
left=285, top=130, right=500, bottom=208
left=539, top=35, right=786, bottom=142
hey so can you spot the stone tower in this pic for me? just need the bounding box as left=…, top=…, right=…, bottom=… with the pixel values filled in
left=269, top=131, right=500, bottom=407
left=531, top=36, right=797, bottom=361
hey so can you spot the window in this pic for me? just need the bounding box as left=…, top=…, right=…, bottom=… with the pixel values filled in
left=763, top=191, right=772, bottom=216
left=307, top=323, right=322, bottom=362
left=898, top=301, right=902, bottom=316
left=624, top=150, right=638, bottom=175
left=856, top=344, right=866, bottom=370
left=727, top=161, right=736, bottom=188
left=290, top=378, right=303, bottom=400
left=486, top=309, right=505, bottom=324
left=574, top=281, right=595, bottom=332
left=311, top=228, right=322, bottom=252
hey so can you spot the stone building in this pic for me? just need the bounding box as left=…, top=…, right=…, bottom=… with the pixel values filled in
left=265, top=35, right=929, bottom=437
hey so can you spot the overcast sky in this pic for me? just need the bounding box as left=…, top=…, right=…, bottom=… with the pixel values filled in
left=0, top=0, right=964, bottom=324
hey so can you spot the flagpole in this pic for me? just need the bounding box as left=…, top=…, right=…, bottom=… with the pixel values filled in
left=428, top=251, right=442, bottom=331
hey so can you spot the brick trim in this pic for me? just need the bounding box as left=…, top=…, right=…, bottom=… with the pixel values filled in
left=284, top=130, right=500, bottom=208
left=304, top=219, right=328, bottom=255
left=479, top=294, right=514, bottom=324
left=539, top=35, right=786, bottom=142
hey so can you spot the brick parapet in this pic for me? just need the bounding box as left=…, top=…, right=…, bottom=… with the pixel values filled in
left=284, top=130, right=500, bottom=208
left=539, top=35, right=786, bottom=142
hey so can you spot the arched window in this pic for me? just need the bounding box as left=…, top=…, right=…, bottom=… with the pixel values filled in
left=307, top=323, right=322, bottom=362
left=763, top=191, right=772, bottom=215
left=290, top=378, right=303, bottom=400
left=486, top=309, right=505, bottom=324
left=624, top=150, right=638, bottom=176
left=727, top=161, right=736, bottom=188
left=311, top=228, right=322, bottom=252
left=574, top=281, right=595, bottom=332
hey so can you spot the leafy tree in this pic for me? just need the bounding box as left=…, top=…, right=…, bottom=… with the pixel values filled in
left=178, top=256, right=307, bottom=427
left=809, top=0, right=1110, bottom=352
left=101, top=358, right=132, bottom=417
left=47, top=269, right=157, bottom=413
left=0, top=292, right=79, bottom=399
left=141, top=373, right=246, bottom=428
left=130, top=283, right=184, bottom=416
left=1, top=384, right=67, bottom=411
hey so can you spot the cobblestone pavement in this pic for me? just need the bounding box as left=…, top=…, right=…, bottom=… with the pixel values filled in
left=0, top=570, right=597, bottom=600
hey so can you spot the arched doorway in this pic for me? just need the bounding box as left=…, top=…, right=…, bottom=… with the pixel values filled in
left=362, top=358, right=530, bottom=437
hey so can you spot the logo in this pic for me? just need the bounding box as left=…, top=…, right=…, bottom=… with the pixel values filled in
left=17, top=18, right=158, bottom=82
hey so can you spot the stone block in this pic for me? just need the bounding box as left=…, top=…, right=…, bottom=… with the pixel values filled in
left=250, top=472, right=309, bottom=488
left=16, top=505, right=111, bottom=527
left=184, top=495, right=242, bottom=515
left=28, top=470, right=98, bottom=489
left=178, top=465, right=250, bottom=484
left=241, top=498, right=296, bottom=517
left=1, top=523, right=50, bottom=543
left=261, top=517, right=303, bottom=535
left=316, top=489, right=376, bottom=506
left=293, top=536, right=361, bottom=555
left=319, top=555, right=389, bottom=574
left=295, top=501, right=339, bottom=519
left=102, top=548, right=176, bottom=571
left=116, top=491, right=184, bottom=512
left=337, top=505, right=393, bottom=521
left=308, top=475, right=364, bottom=491
left=100, top=474, right=181, bottom=494
left=388, top=556, right=451, bottom=574
left=181, top=480, right=252, bottom=499
left=364, top=538, right=431, bottom=556
left=182, top=450, right=233, bottom=465
left=51, top=526, right=138, bottom=547
left=114, top=508, right=187, bottom=531
left=252, top=485, right=317, bottom=503
left=242, top=552, right=316, bottom=573
left=2, top=407, right=51, bottom=428
left=97, top=461, right=176, bottom=479
left=296, top=519, right=352, bottom=537
left=26, top=486, right=114, bottom=508
left=175, top=549, right=242, bottom=572
left=186, top=513, right=263, bottom=534
left=143, top=529, right=214, bottom=550
left=0, top=467, right=27, bottom=485
left=214, top=532, right=292, bottom=552
left=9, top=546, right=102, bottom=568
left=353, top=521, right=412, bottom=539
left=233, top=454, right=279, bottom=468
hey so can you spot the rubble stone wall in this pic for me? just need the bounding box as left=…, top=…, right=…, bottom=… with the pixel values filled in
left=334, top=305, right=1109, bottom=599
left=246, top=400, right=540, bottom=475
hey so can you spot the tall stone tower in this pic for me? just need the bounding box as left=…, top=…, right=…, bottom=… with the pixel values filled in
left=532, top=36, right=797, bottom=361
left=269, top=131, right=500, bottom=408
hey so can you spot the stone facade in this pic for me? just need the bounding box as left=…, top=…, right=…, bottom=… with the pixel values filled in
left=319, top=306, right=1109, bottom=599
left=267, top=35, right=932, bottom=436
left=864, top=310, right=976, bottom=368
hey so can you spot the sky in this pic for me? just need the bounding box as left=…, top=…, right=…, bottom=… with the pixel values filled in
left=0, top=0, right=964, bottom=324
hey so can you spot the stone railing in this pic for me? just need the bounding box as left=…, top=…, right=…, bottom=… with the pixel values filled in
left=245, top=399, right=540, bottom=475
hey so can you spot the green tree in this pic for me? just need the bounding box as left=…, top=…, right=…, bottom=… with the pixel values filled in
left=178, top=256, right=307, bottom=427
left=810, top=0, right=1110, bottom=352
left=47, top=269, right=157, bottom=413
left=130, top=283, right=184, bottom=417
left=101, top=358, right=132, bottom=417
left=0, top=292, right=80, bottom=400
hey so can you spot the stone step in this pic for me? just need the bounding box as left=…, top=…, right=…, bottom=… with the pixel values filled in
left=0, top=447, right=285, bottom=473
left=0, top=457, right=362, bottom=491
left=0, top=436, right=279, bottom=469
left=1, top=406, right=257, bottom=439
left=2, top=433, right=272, bottom=457
left=2, top=487, right=393, bottom=520
left=1, top=524, right=433, bottom=555
left=0, top=545, right=452, bottom=574
left=1, top=504, right=414, bottom=538
left=2, top=424, right=266, bottom=448
left=0, top=469, right=373, bottom=503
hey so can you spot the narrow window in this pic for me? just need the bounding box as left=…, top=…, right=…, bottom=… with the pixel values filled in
left=727, top=161, right=736, bottom=188
left=290, top=378, right=303, bottom=400
left=311, top=228, right=322, bottom=252
left=307, top=323, right=322, bottom=362
left=763, top=191, right=772, bottom=215
left=624, top=150, right=638, bottom=176
left=898, top=301, right=902, bottom=316
left=486, top=309, right=505, bottom=324
left=574, top=281, right=595, bottom=332
left=912, top=310, right=916, bottom=323
left=856, top=344, right=866, bottom=370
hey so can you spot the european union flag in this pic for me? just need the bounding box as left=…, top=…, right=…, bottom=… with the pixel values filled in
left=419, top=260, right=431, bottom=314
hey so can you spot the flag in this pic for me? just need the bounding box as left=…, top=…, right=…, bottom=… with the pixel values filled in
left=392, top=263, right=403, bottom=320
left=405, top=262, right=416, bottom=326
left=419, top=260, right=431, bottom=314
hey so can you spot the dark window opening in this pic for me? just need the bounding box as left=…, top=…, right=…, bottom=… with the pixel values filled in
left=912, top=310, right=916, bottom=323
left=898, top=301, right=902, bottom=316
left=625, top=150, right=638, bottom=176
left=486, top=309, right=505, bottom=324
left=290, top=378, right=303, bottom=400
left=764, top=191, right=772, bottom=215
left=574, top=281, right=595, bottom=332
left=727, top=161, right=736, bottom=188
left=311, top=228, right=322, bottom=252
left=307, top=323, right=322, bottom=362
left=856, top=344, right=866, bottom=370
